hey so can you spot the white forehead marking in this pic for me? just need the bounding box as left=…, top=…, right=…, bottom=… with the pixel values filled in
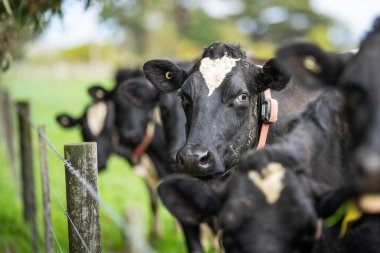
left=199, top=54, right=240, bottom=96
left=86, top=102, right=107, bottom=136
left=248, top=162, right=285, bottom=205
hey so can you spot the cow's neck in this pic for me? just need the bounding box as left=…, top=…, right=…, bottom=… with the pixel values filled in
left=144, top=123, right=171, bottom=178
left=159, top=93, right=187, bottom=159
left=265, top=79, right=317, bottom=145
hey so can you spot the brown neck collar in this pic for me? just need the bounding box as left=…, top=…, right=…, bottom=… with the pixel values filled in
left=133, top=121, right=155, bottom=157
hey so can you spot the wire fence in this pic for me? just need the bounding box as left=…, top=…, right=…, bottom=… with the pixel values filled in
left=0, top=88, right=155, bottom=253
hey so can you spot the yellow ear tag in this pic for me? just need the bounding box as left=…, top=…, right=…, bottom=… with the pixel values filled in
left=339, top=199, right=362, bottom=238
left=165, top=71, right=173, bottom=80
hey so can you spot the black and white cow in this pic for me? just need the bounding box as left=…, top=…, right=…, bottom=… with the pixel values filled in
left=57, top=70, right=189, bottom=239
left=144, top=43, right=315, bottom=179
left=56, top=67, right=153, bottom=170
left=56, top=99, right=136, bottom=170
left=58, top=78, right=168, bottom=238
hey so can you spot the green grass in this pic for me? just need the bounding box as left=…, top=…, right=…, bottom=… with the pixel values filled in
left=0, top=64, right=198, bottom=253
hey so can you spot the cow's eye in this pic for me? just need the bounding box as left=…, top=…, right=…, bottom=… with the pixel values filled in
left=237, top=93, right=249, bottom=102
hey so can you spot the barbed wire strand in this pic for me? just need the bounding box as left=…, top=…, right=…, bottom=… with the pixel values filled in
left=50, top=185, right=91, bottom=253
left=14, top=102, right=155, bottom=253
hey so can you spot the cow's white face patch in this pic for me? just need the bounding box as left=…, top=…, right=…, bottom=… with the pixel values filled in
left=199, top=54, right=240, bottom=96
left=86, top=102, right=108, bottom=136
left=248, top=162, right=285, bottom=204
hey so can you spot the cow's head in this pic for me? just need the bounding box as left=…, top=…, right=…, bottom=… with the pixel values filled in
left=276, top=17, right=380, bottom=176
left=87, top=78, right=160, bottom=147
left=111, top=77, right=160, bottom=146
left=56, top=100, right=116, bottom=171
left=158, top=166, right=320, bottom=253
left=144, top=43, right=289, bottom=179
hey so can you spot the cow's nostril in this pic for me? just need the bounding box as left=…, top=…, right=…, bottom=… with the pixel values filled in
left=199, top=152, right=211, bottom=165
left=177, top=152, right=184, bottom=166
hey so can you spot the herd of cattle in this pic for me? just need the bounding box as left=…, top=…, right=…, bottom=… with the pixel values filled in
left=56, top=17, right=380, bottom=253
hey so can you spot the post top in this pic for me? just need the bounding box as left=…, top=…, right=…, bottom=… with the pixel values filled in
left=64, top=142, right=97, bottom=148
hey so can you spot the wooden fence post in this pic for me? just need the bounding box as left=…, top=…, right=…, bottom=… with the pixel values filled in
left=17, top=101, right=39, bottom=253
left=64, top=142, right=101, bottom=253
left=0, top=88, right=5, bottom=143
left=2, top=90, right=17, bottom=181
left=38, top=125, right=53, bottom=253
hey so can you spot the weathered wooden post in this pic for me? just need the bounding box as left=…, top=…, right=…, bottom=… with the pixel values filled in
left=64, top=142, right=101, bottom=253
left=38, top=125, right=53, bottom=253
left=17, top=101, right=39, bottom=253
left=3, top=90, right=17, bottom=181
left=0, top=88, right=5, bottom=143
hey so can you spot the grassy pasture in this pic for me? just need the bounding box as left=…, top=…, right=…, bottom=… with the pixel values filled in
left=0, top=63, right=214, bottom=253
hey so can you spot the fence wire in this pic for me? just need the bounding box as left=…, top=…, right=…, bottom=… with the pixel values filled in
left=13, top=100, right=155, bottom=253
left=48, top=221, right=64, bottom=253
left=50, top=182, right=91, bottom=253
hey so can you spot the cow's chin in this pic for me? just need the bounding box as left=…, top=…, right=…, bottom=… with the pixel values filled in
left=196, top=166, right=236, bottom=182
left=196, top=173, right=225, bottom=182
left=196, top=170, right=237, bottom=185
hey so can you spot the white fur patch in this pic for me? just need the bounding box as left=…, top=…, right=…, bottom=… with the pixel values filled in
left=86, top=102, right=107, bottom=136
left=134, top=154, right=158, bottom=187
left=248, top=162, right=285, bottom=204
left=199, top=54, right=240, bottom=96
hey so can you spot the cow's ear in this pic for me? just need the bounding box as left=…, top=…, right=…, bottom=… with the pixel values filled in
left=56, top=114, right=80, bottom=128
left=143, top=60, right=188, bottom=93
left=275, top=43, right=345, bottom=89
left=157, top=174, right=220, bottom=225
left=88, top=85, right=109, bottom=101
left=256, top=58, right=291, bottom=93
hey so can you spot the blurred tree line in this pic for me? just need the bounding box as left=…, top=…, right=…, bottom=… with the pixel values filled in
left=100, top=0, right=341, bottom=61
left=1, top=0, right=347, bottom=69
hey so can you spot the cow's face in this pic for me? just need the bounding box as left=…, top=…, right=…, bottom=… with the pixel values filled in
left=218, top=166, right=317, bottom=253
left=158, top=170, right=317, bottom=253
left=276, top=19, right=380, bottom=174
left=144, top=43, right=289, bottom=178
left=113, top=78, right=159, bottom=146
left=339, top=21, right=380, bottom=174
left=56, top=100, right=116, bottom=171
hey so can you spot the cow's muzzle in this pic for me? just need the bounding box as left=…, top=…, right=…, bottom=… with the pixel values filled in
left=176, top=144, right=224, bottom=178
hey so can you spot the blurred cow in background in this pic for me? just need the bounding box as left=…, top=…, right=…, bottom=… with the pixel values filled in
left=56, top=60, right=193, bottom=240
